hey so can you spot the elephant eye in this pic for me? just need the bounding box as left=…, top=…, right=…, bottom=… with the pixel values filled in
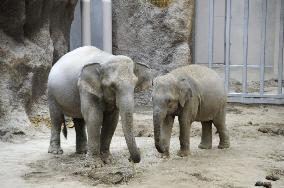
left=168, top=99, right=177, bottom=107
left=109, top=83, right=116, bottom=91
left=168, top=99, right=174, bottom=105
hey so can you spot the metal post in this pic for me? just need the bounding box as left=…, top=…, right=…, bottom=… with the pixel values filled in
left=81, top=0, right=92, bottom=46
left=225, top=0, right=232, bottom=92
left=242, top=0, right=249, bottom=94
left=102, top=0, right=112, bottom=54
left=208, top=0, right=214, bottom=68
left=260, top=0, right=267, bottom=95
left=278, top=0, right=284, bottom=94
left=91, top=0, right=103, bottom=49
left=70, top=0, right=82, bottom=50
left=192, top=0, right=197, bottom=64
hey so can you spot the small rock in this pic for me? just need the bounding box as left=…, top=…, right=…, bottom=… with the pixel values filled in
left=255, top=181, right=272, bottom=188
left=72, top=171, right=79, bottom=175
left=110, top=172, right=124, bottom=184
left=258, top=127, right=269, bottom=134
left=137, top=131, right=144, bottom=137
left=262, top=182, right=272, bottom=188
left=84, top=163, right=90, bottom=167
left=266, top=174, right=280, bottom=181
left=248, top=121, right=253, bottom=125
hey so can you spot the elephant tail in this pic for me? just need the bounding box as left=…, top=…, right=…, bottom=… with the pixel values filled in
left=62, top=120, right=67, bottom=139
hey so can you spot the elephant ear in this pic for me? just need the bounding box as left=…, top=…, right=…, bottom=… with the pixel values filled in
left=178, top=78, right=193, bottom=107
left=134, top=62, right=153, bottom=91
left=78, top=63, right=103, bottom=98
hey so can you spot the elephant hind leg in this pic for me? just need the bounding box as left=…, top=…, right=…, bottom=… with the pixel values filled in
left=198, top=121, right=212, bottom=149
left=73, top=118, right=87, bottom=154
left=100, top=109, right=119, bottom=164
left=213, top=109, right=230, bottom=149
left=48, top=97, right=65, bottom=154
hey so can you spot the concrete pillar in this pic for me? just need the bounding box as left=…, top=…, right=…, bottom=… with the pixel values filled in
left=71, top=0, right=112, bottom=52
left=273, top=0, right=284, bottom=79
left=81, top=0, right=92, bottom=46
left=90, top=0, right=103, bottom=49
left=102, top=0, right=112, bottom=53
left=70, top=0, right=82, bottom=50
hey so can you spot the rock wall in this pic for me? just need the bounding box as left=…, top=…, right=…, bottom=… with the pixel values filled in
left=112, top=0, right=194, bottom=105
left=0, top=0, right=78, bottom=129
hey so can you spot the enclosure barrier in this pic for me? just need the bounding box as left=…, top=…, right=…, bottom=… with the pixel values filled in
left=195, top=0, right=284, bottom=104
left=81, top=0, right=91, bottom=45
left=72, top=0, right=284, bottom=104
left=102, top=0, right=112, bottom=53
left=75, top=0, right=112, bottom=52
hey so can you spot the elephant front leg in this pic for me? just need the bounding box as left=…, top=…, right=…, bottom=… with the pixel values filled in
left=177, top=114, right=191, bottom=157
left=100, top=109, right=119, bottom=164
left=81, top=95, right=105, bottom=168
left=160, top=115, right=175, bottom=158
left=48, top=97, right=64, bottom=154
left=198, top=121, right=213, bottom=149
left=73, top=118, right=87, bottom=154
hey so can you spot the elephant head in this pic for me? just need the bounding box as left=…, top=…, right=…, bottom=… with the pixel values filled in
left=78, top=55, right=152, bottom=163
left=152, top=75, right=194, bottom=153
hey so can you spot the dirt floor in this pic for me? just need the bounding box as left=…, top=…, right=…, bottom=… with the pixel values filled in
left=0, top=103, right=284, bottom=188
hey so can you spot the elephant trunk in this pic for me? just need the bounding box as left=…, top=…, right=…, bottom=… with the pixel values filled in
left=153, top=108, right=164, bottom=153
left=117, top=92, right=141, bottom=163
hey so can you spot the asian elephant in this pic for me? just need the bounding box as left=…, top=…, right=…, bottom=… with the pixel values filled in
left=152, top=65, right=230, bottom=158
left=47, top=46, right=152, bottom=167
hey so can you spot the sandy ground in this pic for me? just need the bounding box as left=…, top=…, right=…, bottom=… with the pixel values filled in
left=0, top=104, right=284, bottom=188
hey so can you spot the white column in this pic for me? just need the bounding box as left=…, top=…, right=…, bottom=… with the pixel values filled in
left=102, top=0, right=112, bottom=54
left=274, top=0, right=284, bottom=79
left=81, top=0, right=92, bottom=46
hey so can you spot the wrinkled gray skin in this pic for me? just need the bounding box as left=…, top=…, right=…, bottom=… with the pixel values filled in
left=47, top=46, right=152, bottom=167
left=153, top=65, right=230, bottom=158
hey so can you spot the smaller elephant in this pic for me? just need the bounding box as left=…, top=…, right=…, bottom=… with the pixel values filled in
left=152, top=64, right=230, bottom=157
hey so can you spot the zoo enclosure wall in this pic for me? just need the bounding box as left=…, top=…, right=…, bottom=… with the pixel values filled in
left=69, top=0, right=284, bottom=104
left=194, top=0, right=284, bottom=104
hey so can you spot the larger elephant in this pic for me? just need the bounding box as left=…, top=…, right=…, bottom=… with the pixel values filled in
left=47, top=46, right=152, bottom=167
left=152, top=65, right=230, bottom=157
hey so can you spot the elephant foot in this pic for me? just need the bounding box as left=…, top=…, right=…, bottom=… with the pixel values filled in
left=218, top=141, right=230, bottom=149
left=76, top=148, right=87, bottom=154
left=177, top=150, right=190, bottom=157
left=158, top=151, right=170, bottom=159
left=48, top=144, right=63, bottom=154
left=100, top=151, right=113, bottom=164
left=84, top=154, right=105, bottom=168
left=76, top=144, right=87, bottom=154
left=198, top=142, right=212, bottom=149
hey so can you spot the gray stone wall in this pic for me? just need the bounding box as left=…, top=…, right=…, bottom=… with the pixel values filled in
left=112, top=0, right=194, bottom=105
left=0, top=0, right=78, bottom=129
